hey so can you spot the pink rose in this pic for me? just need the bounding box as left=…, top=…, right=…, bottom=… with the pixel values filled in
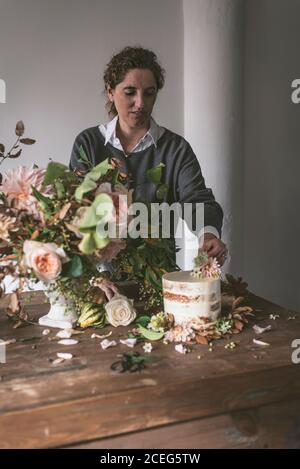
left=23, top=240, right=68, bottom=282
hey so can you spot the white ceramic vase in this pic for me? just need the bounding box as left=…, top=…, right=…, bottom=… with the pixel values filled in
left=39, top=287, right=77, bottom=329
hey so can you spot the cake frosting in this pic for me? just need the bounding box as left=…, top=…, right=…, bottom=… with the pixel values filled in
left=162, top=271, right=221, bottom=325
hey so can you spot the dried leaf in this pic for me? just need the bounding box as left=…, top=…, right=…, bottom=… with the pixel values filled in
left=234, top=319, right=244, bottom=331
left=233, top=296, right=245, bottom=308
left=55, top=202, right=71, bottom=220
left=8, top=149, right=22, bottom=159
left=19, top=138, right=36, bottom=145
left=196, top=335, right=208, bottom=345
left=15, top=121, right=25, bottom=137
left=30, top=230, right=40, bottom=240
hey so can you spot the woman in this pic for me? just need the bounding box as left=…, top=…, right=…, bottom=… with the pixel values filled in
left=70, top=46, right=227, bottom=266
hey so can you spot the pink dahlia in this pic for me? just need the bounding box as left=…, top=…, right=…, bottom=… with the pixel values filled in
left=0, top=166, right=52, bottom=219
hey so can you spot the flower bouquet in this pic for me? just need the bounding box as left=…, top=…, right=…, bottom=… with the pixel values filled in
left=0, top=122, right=178, bottom=329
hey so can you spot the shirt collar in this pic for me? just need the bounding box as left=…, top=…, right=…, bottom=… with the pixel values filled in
left=104, top=116, right=159, bottom=148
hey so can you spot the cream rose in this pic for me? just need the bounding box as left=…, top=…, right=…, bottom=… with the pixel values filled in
left=105, top=294, right=136, bottom=327
left=23, top=240, right=68, bottom=282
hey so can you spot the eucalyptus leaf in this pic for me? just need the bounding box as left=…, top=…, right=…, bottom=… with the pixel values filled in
left=146, top=163, right=165, bottom=185
left=138, top=325, right=164, bottom=341
left=62, top=256, right=83, bottom=278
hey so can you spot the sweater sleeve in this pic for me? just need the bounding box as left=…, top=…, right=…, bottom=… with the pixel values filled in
left=175, top=143, right=223, bottom=238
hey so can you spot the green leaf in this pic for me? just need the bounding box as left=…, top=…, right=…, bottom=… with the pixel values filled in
left=78, top=193, right=114, bottom=230
left=135, top=315, right=151, bottom=328
left=156, top=183, right=169, bottom=201
left=75, top=178, right=97, bottom=201
left=78, top=233, right=97, bottom=254
left=146, top=163, right=165, bottom=185
left=62, top=256, right=83, bottom=278
left=138, top=325, right=164, bottom=341
left=88, top=159, right=112, bottom=181
left=79, top=145, right=89, bottom=163
left=54, top=179, right=65, bottom=199
left=31, top=186, right=52, bottom=210
left=93, top=231, right=110, bottom=249
left=44, top=161, right=68, bottom=185
left=74, top=159, right=113, bottom=201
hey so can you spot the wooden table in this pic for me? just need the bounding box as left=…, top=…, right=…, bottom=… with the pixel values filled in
left=0, top=291, right=299, bottom=449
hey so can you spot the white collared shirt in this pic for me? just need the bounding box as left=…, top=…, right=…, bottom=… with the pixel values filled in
left=99, top=116, right=219, bottom=241
left=99, top=115, right=165, bottom=155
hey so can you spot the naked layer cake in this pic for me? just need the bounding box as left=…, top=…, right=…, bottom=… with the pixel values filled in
left=162, top=271, right=221, bottom=325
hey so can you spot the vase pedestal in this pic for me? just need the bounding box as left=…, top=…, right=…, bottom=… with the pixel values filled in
left=39, top=289, right=77, bottom=329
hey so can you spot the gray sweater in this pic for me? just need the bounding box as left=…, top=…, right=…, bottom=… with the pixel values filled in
left=69, top=126, right=223, bottom=238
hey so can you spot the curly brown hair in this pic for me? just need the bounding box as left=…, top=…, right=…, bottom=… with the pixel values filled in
left=103, top=46, right=165, bottom=117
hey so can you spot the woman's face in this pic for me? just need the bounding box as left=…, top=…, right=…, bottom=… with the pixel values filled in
left=107, top=68, right=157, bottom=129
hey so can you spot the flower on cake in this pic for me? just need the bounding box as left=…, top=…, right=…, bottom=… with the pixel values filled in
left=191, top=252, right=221, bottom=279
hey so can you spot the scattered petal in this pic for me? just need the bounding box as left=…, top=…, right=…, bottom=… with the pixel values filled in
left=56, top=329, right=72, bottom=339
left=57, top=352, right=73, bottom=359
left=253, top=339, right=270, bottom=347
left=120, top=338, right=137, bottom=348
left=175, top=343, right=187, bottom=354
left=0, top=338, right=16, bottom=345
left=91, top=331, right=112, bottom=339
left=253, top=324, right=272, bottom=335
left=58, top=339, right=78, bottom=345
left=52, top=357, right=65, bottom=366
left=42, top=329, right=50, bottom=336
left=269, top=314, right=280, bottom=320
left=100, top=339, right=117, bottom=350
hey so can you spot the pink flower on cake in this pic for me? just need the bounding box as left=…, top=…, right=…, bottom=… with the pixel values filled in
left=191, top=252, right=221, bottom=279
left=0, top=166, right=52, bottom=219
left=23, top=240, right=68, bottom=282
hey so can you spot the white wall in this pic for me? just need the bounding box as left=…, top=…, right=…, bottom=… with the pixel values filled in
left=183, top=0, right=245, bottom=275
left=244, top=0, right=300, bottom=311
left=0, top=0, right=183, bottom=168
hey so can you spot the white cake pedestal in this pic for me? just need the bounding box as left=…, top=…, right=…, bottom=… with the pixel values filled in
left=39, top=288, right=77, bottom=329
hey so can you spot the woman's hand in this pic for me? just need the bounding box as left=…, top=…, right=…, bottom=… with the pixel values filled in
left=199, top=233, right=228, bottom=266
